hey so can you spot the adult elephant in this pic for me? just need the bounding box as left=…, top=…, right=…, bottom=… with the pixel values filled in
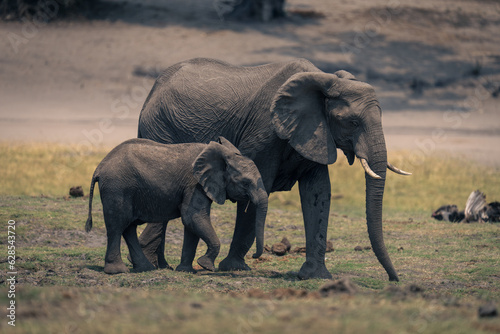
left=137, top=58, right=409, bottom=281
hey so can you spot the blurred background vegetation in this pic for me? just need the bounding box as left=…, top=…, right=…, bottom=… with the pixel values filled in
left=0, top=0, right=286, bottom=21
left=0, top=0, right=99, bottom=20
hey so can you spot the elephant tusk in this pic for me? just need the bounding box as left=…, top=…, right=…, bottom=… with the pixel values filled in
left=387, top=163, right=412, bottom=176
left=244, top=200, right=250, bottom=213
left=360, top=158, right=382, bottom=179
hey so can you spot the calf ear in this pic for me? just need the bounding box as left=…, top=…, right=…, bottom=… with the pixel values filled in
left=217, top=136, right=240, bottom=154
left=192, top=142, right=227, bottom=205
left=334, top=70, right=356, bottom=80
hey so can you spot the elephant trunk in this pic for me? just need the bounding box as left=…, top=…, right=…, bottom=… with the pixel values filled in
left=363, top=133, right=399, bottom=281
left=252, top=181, right=268, bottom=259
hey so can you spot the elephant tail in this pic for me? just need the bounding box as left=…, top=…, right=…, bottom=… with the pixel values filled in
left=85, top=173, right=99, bottom=233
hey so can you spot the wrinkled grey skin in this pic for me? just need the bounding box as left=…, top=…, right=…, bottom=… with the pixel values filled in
left=137, top=58, right=400, bottom=281
left=85, top=137, right=268, bottom=275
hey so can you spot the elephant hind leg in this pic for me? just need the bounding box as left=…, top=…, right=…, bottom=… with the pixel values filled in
left=104, top=231, right=129, bottom=274
left=138, top=222, right=166, bottom=268
left=156, top=222, right=171, bottom=269
left=176, top=227, right=199, bottom=273
left=123, top=223, right=156, bottom=273
left=129, top=221, right=172, bottom=270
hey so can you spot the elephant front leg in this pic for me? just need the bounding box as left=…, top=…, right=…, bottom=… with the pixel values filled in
left=297, top=164, right=333, bottom=280
left=194, top=221, right=221, bottom=272
left=219, top=202, right=255, bottom=272
left=180, top=193, right=221, bottom=272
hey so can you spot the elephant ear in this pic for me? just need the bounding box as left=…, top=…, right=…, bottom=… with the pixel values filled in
left=334, top=70, right=356, bottom=80
left=192, top=141, right=227, bottom=205
left=270, top=72, right=339, bottom=165
left=216, top=139, right=267, bottom=204
left=217, top=136, right=241, bottom=155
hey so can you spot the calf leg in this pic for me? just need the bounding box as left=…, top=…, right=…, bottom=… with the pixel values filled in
left=176, top=227, right=199, bottom=273
left=180, top=189, right=220, bottom=272
left=137, top=223, right=165, bottom=267
left=156, top=222, right=171, bottom=269
left=123, top=223, right=156, bottom=272
left=195, top=222, right=221, bottom=272
left=189, top=211, right=221, bottom=272
left=128, top=221, right=171, bottom=269
left=104, top=228, right=129, bottom=274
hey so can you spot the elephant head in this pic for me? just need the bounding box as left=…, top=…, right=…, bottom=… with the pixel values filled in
left=192, top=137, right=268, bottom=258
left=271, top=70, right=410, bottom=281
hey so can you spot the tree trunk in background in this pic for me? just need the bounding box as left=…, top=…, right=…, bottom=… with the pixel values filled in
left=215, top=0, right=286, bottom=22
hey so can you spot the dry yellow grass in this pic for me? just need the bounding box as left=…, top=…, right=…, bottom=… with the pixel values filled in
left=0, top=142, right=109, bottom=196
left=270, top=150, right=500, bottom=218
left=1, top=142, right=499, bottom=219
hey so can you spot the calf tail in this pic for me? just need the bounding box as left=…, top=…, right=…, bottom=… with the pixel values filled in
left=85, top=173, right=99, bottom=233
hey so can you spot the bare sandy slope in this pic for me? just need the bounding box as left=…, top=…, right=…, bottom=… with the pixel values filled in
left=1, top=0, right=499, bottom=166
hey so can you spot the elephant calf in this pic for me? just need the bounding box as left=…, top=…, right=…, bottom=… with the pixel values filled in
left=85, top=137, right=268, bottom=274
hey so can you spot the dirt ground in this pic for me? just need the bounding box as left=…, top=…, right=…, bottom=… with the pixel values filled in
left=1, top=0, right=500, bottom=166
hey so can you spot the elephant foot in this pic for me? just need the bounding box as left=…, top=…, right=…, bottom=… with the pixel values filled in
left=128, top=252, right=160, bottom=268
left=128, top=253, right=172, bottom=270
left=104, top=262, right=129, bottom=275
left=388, top=274, right=399, bottom=282
left=218, top=256, right=251, bottom=272
left=157, top=256, right=173, bottom=270
left=133, top=261, right=157, bottom=273
left=175, top=264, right=197, bottom=274
left=297, top=261, right=332, bottom=280
left=197, top=256, right=216, bottom=272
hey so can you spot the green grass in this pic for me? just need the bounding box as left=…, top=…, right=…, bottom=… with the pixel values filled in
left=0, top=143, right=499, bottom=333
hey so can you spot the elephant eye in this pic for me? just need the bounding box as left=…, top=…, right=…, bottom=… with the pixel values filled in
left=350, top=119, right=360, bottom=127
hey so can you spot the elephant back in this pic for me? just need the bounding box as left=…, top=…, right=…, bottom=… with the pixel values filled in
left=138, top=58, right=321, bottom=148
